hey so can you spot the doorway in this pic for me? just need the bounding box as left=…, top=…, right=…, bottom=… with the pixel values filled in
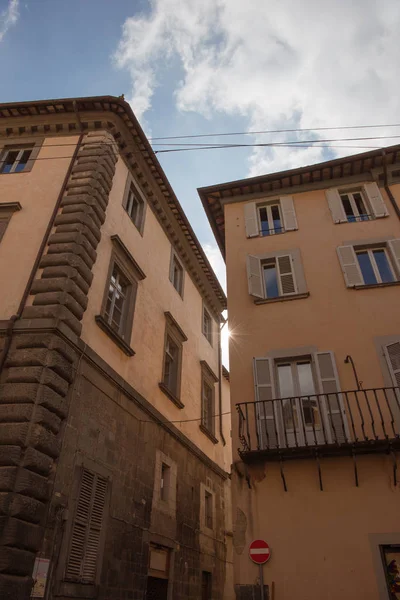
left=146, top=576, right=168, bottom=600
left=146, top=546, right=170, bottom=600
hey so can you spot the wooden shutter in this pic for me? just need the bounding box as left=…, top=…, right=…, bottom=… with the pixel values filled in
left=280, top=196, right=298, bottom=231
left=66, top=468, right=108, bottom=583
left=314, top=352, right=348, bottom=443
left=253, top=358, right=278, bottom=448
left=384, top=342, right=400, bottom=388
left=246, top=255, right=264, bottom=298
left=363, top=182, right=388, bottom=218
left=169, top=250, right=175, bottom=283
left=388, top=239, right=400, bottom=278
left=277, top=255, right=296, bottom=295
left=244, top=202, right=259, bottom=238
left=336, top=245, right=363, bottom=287
left=326, top=188, right=347, bottom=223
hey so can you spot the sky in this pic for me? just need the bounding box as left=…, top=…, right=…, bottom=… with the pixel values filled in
left=1, top=0, right=400, bottom=361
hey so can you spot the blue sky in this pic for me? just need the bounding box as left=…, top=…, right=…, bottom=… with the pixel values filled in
left=2, top=0, right=400, bottom=292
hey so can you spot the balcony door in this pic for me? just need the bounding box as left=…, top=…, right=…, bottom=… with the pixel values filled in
left=276, top=359, right=326, bottom=447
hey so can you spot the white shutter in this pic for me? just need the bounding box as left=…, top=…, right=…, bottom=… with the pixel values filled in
left=244, top=202, right=259, bottom=238
left=337, top=246, right=363, bottom=287
left=384, top=342, right=400, bottom=388
left=277, top=255, right=296, bottom=295
left=280, top=195, right=298, bottom=231
left=253, top=358, right=278, bottom=448
left=315, top=352, right=348, bottom=444
left=388, top=239, right=400, bottom=278
left=246, top=255, right=264, bottom=298
left=363, top=182, right=388, bottom=218
left=326, top=188, right=347, bottom=223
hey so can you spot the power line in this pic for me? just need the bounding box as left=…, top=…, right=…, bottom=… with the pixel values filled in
left=149, top=122, right=400, bottom=141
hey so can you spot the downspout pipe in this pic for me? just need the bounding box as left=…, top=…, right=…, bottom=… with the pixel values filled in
left=382, top=149, right=400, bottom=221
left=218, top=317, right=227, bottom=446
left=0, top=130, right=84, bottom=375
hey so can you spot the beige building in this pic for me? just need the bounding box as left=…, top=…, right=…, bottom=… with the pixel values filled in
left=199, top=146, right=400, bottom=600
left=0, top=97, right=232, bottom=600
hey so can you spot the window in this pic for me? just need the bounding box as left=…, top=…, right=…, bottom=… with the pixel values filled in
left=159, top=312, right=187, bottom=406
left=337, top=239, right=400, bottom=288
left=326, top=182, right=389, bottom=223
left=160, top=463, right=171, bottom=502
left=96, top=235, right=145, bottom=355
left=276, top=359, right=320, bottom=432
left=204, top=491, right=213, bottom=529
left=200, top=361, right=219, bottom=442
left=380, top=545, right=400, bottom=599
left=258, top=202, right=283, bottom=236
left=125, top=183, right=145, bottom=230
left=0, top=146, right=33, bottom=174
left=356, top=248, right=395, bottom=285
left=244, top=195, right=298, bottom=238
left=0, top=202, right=21, bottom=244
left=202, top=571, right=212, bottom=600
left=247, top=251, right=308, bottom=302
left=65, top=468, right=109, bottom=584
left=169, top=250, right=184, bottom=296
left=202, top=306, right=212, bottom=344
left=122, top=176, right=146, bottom=233
left=340, top=190, right=370, bottom=222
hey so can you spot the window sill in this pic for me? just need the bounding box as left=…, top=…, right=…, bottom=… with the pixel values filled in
left=95, top=315, right=135, bottom=357
left=200, top=424, right=219, bottom=444
left=254, top=292, right=310, bottom=305
left=56, top=581, right=98, bottom=598
left=158, top=382, right=184, bottom=408
left=354, top=281, right=400, bottom=290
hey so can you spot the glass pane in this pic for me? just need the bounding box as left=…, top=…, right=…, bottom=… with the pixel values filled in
left=264, top=264, right=279, bottom=298
left=1, top=151, right=18, bottom=174
left=259, top=207, right=270, bottom=236
left=278, top=364, right=297, bottom=430
left=271, top=205, right=282, bottom=232
left=357, top=252, right=377, bottom=285
left=341, top=194, right=356, bottom=222
left=353, top=192, right=369, bottom=220
left=297, top=362, right=315, bottom=396
left=373, top=250, right=394, bottom=283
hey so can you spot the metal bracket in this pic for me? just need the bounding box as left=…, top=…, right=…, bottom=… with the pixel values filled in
left=352, top=450, right=359, bottom=487
left=315, top=452, right=323, bottom=491
left=392, top=450, right=397, bottom=487
left=280, top=457, right=288, bottom=492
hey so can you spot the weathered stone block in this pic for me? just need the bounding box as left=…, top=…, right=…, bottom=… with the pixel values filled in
left=0, top=424, right=29, bottom=448
left=60, top=203, right=104, bottom=229
left=0, top=404, right=33, bottom=424
left=0, top=384, right=68, bottom=418
left=6, top=348, right=74, bottom=383
left=0, top=447, right=22, bottom=467
left=48, top=231, right=97, bottom=259
left=1, top=516, right=42, bottom=551
left=46, top=242, right=95, bottom=270
left=29, top=424, right=60, bottom=459
left=41, top=264, right=90, bottom=295
left=32, top=291, right=85, bottom=321
left=0, top=573, right=33, bottom=600
left=0, top=467, right=18, bottom=491
left=15, top=468, right=49, bottom=502
left=8, top=493, right=46, bottom=524
left=5, top=367, right=69, bottom=398
left=61, top=195, right=107, bottom=224
left=39, top=251, right=94, bottom=285
left=22, top=447, right=53, bottom=477
left=22, top=304, right=82, bottom=337
left=0, top=546, right=36, bottom=575
left=31, top=277, right=88, bottom=311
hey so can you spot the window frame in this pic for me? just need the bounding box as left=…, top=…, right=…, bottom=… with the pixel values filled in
left=339, top=188, right=372, bottom=222
left=337, top=238, right=400, bottom=288
left=0, top=138, right=43, bottom=175
left=122, top=174, right=147, bottom=234
left=200, top=360, right=219, bottom=443
left=159, top=312, right=188, bottom=407
left=96, top=235, right=146, bottom=356
left=169, top=248, right=185, bottom=297
left=356, top=247, right=396, bottom=285
left=257, top=200, right=284, bottom=236
left=152, top=450, right=177, bottom=518
left=0, top=202, right=22, bottom=244
left=200, top=482, right=215, bottom=533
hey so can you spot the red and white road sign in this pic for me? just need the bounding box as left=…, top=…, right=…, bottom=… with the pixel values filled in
left=249, top=539, right=271, bottom=564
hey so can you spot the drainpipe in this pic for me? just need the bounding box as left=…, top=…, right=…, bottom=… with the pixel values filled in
left=0, top=130, right=84, bottom=375
left=382, top=149, right=400, bottom=221
left=218, top=317, right=227, bottom=446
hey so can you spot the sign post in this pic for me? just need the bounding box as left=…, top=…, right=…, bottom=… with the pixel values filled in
left=249, top=539, right=270, bottom=600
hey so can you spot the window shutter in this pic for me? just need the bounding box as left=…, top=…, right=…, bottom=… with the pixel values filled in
left=0, top=220, right=8, bottom=243
left=169, top=250, right=174, bottom=283
left=336, top=246, right=363, bottom=287
left=253, top=358, right=278, bottom=448
left=246, top=255, right=264, bottom=298
left=384, top=342, right=400, bottom=388
left=277, top=254, right=296, bottom=295
left=314, top=352, right=348, bottom=443
left=280, top=196, right=298, bottom=231
left=244, top=202, right=259, bottom=238
left=387, top=239, right=400, bottom=278
left=66, top=468, right=108, bottom=583
left=326, top=189, right=347, bottom=223
left=363, top=182, right=388, bottom=218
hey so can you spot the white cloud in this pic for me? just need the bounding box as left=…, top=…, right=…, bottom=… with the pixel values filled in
left=114, top=0, right=400, bottom=174
left=203, top=242, right=226, bottom=292
left=0, top=0, right=19, bottom=43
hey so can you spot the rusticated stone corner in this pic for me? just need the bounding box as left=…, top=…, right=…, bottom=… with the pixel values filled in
left=0, top=131, right=118, bottom=600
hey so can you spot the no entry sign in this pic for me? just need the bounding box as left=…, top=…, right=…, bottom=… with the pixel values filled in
left=249, top=539, right=271, bottom=564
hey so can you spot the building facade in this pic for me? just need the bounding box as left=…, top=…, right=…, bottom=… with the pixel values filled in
left=199, top=146, right=400, bottom=600
left=0, top=97, right=233, bottom=600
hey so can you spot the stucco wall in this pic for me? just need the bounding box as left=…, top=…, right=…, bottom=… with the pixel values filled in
left=0, top=136, right=79, bottom=316
left=81, top=156, right=227, bottom=468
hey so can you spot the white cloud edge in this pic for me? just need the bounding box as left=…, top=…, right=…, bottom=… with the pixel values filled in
left=0, top=0, right=19, bottom=43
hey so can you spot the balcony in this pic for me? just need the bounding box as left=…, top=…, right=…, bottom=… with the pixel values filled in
left=237, top=387, right=400, bottom=462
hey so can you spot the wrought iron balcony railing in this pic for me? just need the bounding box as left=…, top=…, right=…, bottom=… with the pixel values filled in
left=237, top=387, right=400, bottom=461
